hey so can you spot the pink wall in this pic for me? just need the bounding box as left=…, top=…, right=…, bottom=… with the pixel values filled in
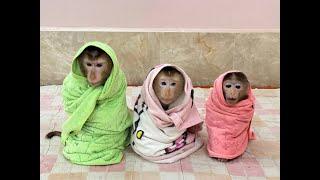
left=40, top=0, right=279, bottom=30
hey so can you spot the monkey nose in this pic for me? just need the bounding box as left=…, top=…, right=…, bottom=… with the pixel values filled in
left=90, top=78, right=98, bottom=82
left=88, top=76, right=99, bottom=85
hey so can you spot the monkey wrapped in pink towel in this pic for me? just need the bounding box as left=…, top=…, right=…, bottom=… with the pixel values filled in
left=205, top=70, right=256, bottom=160
left=130, top=64, right=203, bottom=163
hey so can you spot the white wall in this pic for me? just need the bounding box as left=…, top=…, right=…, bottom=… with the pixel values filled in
left=40, top=0, right=279, bottom=30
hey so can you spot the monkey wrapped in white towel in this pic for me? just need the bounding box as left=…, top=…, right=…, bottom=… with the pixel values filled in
left=130, top=64, right=203, bottom=163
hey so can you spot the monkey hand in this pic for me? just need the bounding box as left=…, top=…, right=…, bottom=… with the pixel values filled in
left=187, top=122, right=203, bottom=134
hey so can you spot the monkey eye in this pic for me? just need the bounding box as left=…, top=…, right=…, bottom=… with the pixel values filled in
left=170, top=82, right=176, bottom=86
left=96, top=64, right=103, bottom=67
left=161, top=82, right=167, bottom=86
left=86, top=63, right=92, bottom=66
left=225, top=83, right=232, bottom=88
left=235, top=84, right=241, bottom=89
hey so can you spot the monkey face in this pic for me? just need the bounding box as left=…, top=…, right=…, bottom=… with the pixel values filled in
left=81, top=54, right=113, bottom=87
left=153, top=71, right=185, bottom=106
left=222, top=79, right=247, bottom=105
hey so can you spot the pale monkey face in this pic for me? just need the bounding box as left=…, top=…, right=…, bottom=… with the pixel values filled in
left=222, top=73, right=249, bottom=105
left=153, top=71, right=185, bottom=106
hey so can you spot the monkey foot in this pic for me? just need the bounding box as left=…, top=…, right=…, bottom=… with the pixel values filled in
left=215, top=158, right=230, bottom=162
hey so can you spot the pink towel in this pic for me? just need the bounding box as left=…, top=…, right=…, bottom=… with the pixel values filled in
left=205, top=70, right=256, bottom=160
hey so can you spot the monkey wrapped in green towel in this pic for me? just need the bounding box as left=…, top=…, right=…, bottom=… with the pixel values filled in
left=59, top=41, right=132, bottom=165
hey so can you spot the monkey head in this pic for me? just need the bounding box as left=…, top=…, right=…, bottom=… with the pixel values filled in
left=153, top=67, right=185, bottom=110
left=222, top=72, right=249, bottom=105
left=78, top=46, right=113, bottom=87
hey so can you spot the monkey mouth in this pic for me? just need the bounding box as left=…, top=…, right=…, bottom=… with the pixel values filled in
left=227, top=98, right=236, bottom=101
left=226, top=98, right=237, bottom=104
left=160, top=99, right=174, bottom=105
left=90, top=81, right=102, bottom=87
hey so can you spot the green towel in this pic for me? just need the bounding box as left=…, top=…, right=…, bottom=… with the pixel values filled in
left=60, top=41, right=132, bottom=165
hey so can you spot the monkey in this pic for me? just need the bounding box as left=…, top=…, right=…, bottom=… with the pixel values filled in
left=152, top=67, right=185, bottom=111
left=222, top=72, right=249, bottom=105
left=214, top=72, right=250, bottom=162
left=45, top=46, right=113, bottom=139
left=152, top=66, right=203, bottom=133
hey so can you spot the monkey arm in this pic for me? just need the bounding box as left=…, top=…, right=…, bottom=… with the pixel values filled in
left=248, top=119, right=256, bottom=140
left=187, top=122, right=203, bottom=134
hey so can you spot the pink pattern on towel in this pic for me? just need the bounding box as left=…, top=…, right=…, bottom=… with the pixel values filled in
left=165, top=132, right=195, bottom=153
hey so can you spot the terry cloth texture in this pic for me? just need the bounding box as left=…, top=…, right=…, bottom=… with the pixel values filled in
left=61, top=41, right=132, bottom=165
left=130, top=64, right=203, bottom=163
left=205, top=70, right=256, bottom=160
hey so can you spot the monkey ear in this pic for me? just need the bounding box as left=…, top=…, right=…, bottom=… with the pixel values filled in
left=191, top=89, right=194, bottom=107
left=148, top=67, right=155, bottom=74
left=146, top=67, right=155, bottom=78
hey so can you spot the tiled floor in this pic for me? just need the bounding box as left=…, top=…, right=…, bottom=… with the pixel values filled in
left=40, top=85, right=280, bottom=180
